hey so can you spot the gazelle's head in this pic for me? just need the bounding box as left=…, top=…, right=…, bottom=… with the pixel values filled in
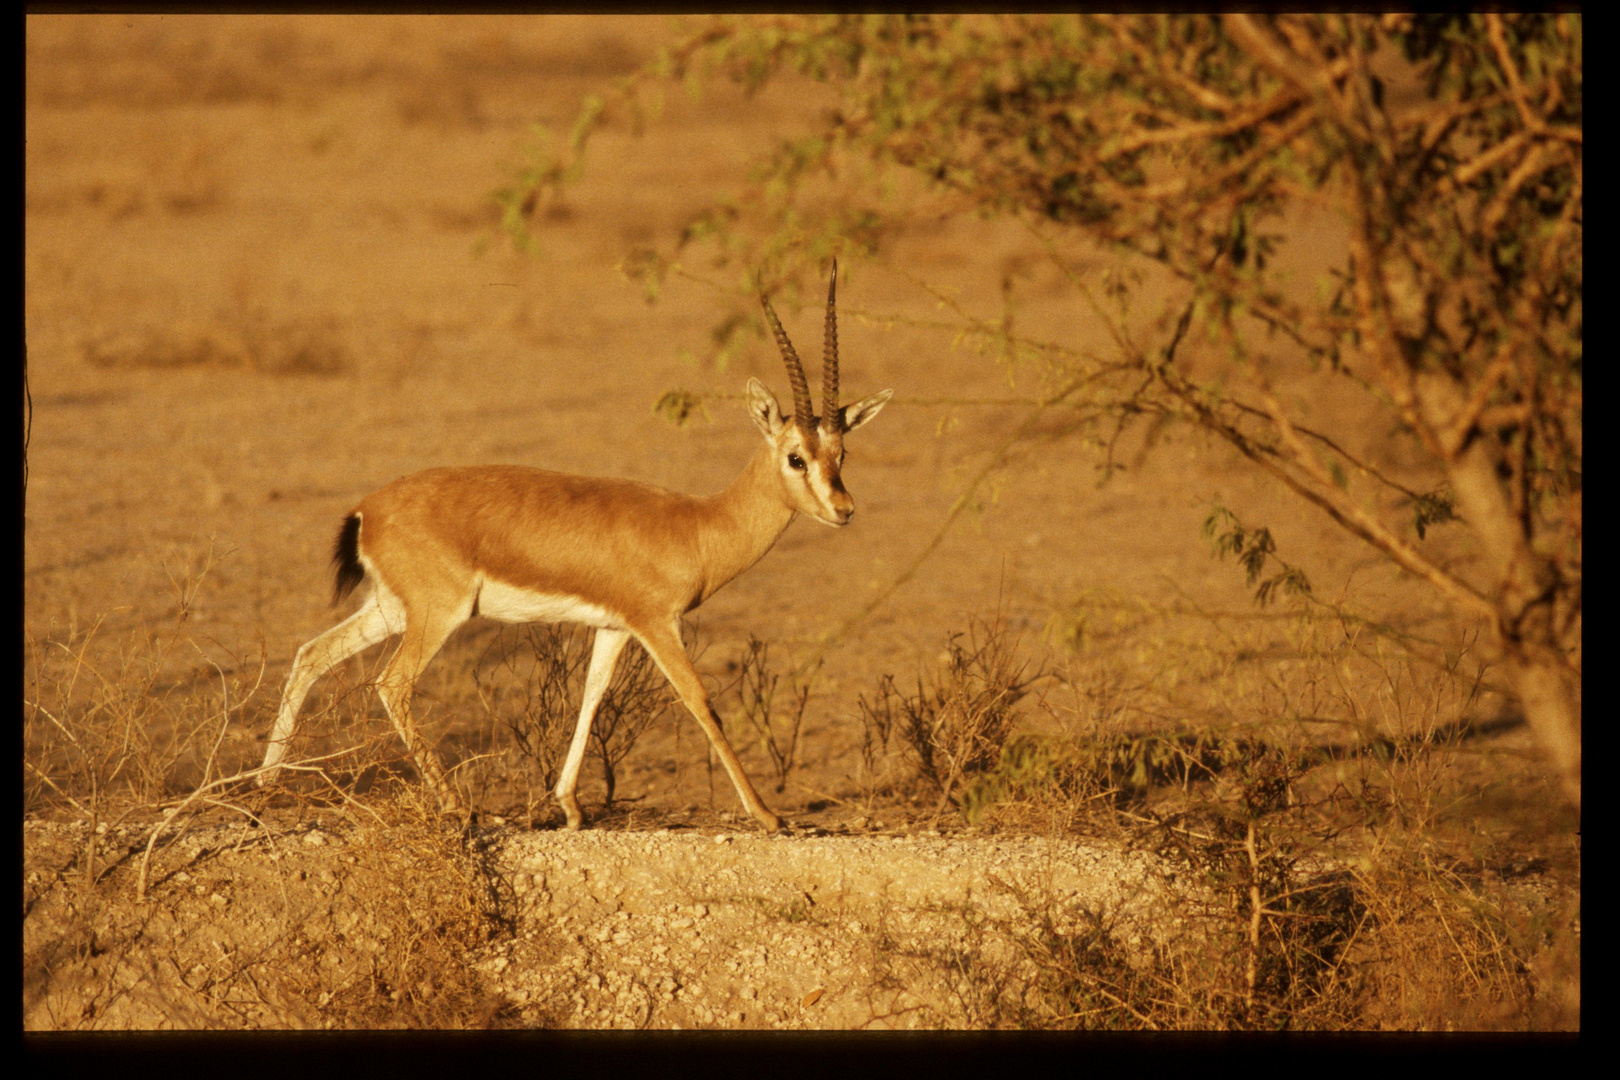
left=749, top=262, right=893, bottom=527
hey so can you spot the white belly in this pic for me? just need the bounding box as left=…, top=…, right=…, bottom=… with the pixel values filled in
left=474, top=576, right=624, bottom=629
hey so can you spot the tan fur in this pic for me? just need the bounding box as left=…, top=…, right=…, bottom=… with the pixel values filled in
left=260, top=271, right=890, bottom=830
left=355, top=461, right=785, bottom=628
left=258, top=380, right=891, bottom=831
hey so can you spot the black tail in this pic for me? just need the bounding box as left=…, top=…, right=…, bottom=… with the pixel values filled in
left=331, top=513, right=364, bottom=605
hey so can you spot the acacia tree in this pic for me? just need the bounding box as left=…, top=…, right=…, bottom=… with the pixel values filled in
left=501, top=14, right=1581, bottom=807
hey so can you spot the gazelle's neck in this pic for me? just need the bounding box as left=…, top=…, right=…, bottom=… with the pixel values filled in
left=694, top=443, right=797, bottom=604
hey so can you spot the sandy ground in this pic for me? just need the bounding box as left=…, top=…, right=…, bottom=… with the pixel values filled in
left=24, top=816, right=1203, bottom=1029
left=25, top=13, right=1471, bottom=802
left=25, top=15, right=1571, bottom=1030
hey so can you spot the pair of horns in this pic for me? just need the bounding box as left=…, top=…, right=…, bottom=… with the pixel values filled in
left=760, top=261, right=840, bottom=433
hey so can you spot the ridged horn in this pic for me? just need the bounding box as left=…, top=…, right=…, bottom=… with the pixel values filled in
left=760, top=291, right=814, bottom=430
left=822, top=259, right=839, bottom=431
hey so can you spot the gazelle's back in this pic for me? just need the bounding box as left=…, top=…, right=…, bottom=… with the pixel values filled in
left=354, top=465, right=716, bottom=620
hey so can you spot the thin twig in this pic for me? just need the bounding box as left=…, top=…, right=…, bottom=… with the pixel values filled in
left=799, top=372, right=1094, bottom=676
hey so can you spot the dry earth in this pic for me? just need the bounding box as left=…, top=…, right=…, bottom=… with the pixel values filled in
left=25, top=816, right=1206, bottom=1030
left=25, top=15, right=1576, bottom=1029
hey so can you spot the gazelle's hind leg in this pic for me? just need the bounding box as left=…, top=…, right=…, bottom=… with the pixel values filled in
left=260, top=594, right=396, bottom=785
left=636, top=619, right=781, bottom=832
left=374, top=609, right=468, bottom=815
left=555, top=628, right=631, bottom=829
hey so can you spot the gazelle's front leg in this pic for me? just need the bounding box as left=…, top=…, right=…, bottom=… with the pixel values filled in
left=556, top=628, right=632, bottom=829
left=636, top=620, right=782, bottom=833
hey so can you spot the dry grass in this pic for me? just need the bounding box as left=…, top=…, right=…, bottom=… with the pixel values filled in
left=857, top=615, right=1036, bottom=817
left=82, top=312, right=350, bottom=377
left=454, top=623, right=678, bottom=822
left=22, top=793, right=521, bottom=1030
left=848, top=603, right=1578, bottom=1031
left=22, top=566, right=522, bottom=1029
left=23, top=567, right=1577, bottom=1030
left=24, top=557, right=269, bottom=828
left=723, top=635, right=816, bottom=796
left=22, top=586, right=524, bottom=1028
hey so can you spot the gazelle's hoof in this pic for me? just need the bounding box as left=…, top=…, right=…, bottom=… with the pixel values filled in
left=561, top=808, right=585, bottom=831
left=431, top=790, right=467, bottom=821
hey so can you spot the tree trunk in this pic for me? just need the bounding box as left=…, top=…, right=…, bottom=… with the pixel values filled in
left=1442, top=423, right=1581, bottom=812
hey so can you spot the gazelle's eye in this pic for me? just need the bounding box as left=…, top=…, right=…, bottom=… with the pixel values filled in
left=787, top=453, right=806, bottom=471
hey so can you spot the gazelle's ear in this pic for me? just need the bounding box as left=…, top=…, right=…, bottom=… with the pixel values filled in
left=746, top=378, right=786, bottom=437
left=840, top=388, right=894, bottom=433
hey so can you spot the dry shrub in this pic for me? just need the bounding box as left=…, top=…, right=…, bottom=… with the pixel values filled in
left=858, top=603, right=1576, bottom=1030
left=993, top=580, right=1572, bottom=1027
left=83, top=310, right=349, bottom=376
left=891, top=855, right=1359, bottom=1032
left=460, top=624, right=816, bottom=816
left=283, top=794, right=513, bottom=1029
left=993, top=900, right=1185, bottom=1029
left=1319, top=708, right=1578, bottom=1030
left=23, top=567, right=274, bottom=830
left=957, top=727, right=1292, bottom=829
left=942, top=744, right=1364, bottom=1029
left=722, top=635, right=814, bottom=795
left=23, top=796, right=518, bottom=1030
left=455, top=624, right=588, bottom=817
left=869, top=884, right=1178, bottom=1031
left=460, top=624, right=676, bottom=820
left=1346, top=856, right=1564, bottom=1031
left=857, top=616, right=1036, bottom=814
left=22, top=583, right=523, bottom=1028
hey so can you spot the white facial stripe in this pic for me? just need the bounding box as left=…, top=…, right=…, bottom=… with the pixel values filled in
left=778, top=427, right=853, bottom=522
left=811, top=458, right=853, bottom=520
left=810, top=460, right=834, bottom=506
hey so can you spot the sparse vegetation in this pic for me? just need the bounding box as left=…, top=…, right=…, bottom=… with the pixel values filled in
left=859, top=616, right=1035, bottom=817
left=82, top=290, right=351, bottom=377
left=842, top=600, right=1574, bottom=1030
left=26, top=14, right=1575, bottom=1032
left=22, top=578, right=1578, bottom=1030
left=506, top=13, right=1581, bottom=809
left=22, top=606, right=520, bottom=1027
left=724, top=635, right=815, bottom=795
left=23, top=798, right=521, bottom=1030
left=465, top=624, right=678, bottom=818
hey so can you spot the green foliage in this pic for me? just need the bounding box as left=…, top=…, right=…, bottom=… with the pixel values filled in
left=1412, top=489, right=1459, bottom=540
left=1203, top=505, right=1313, bottom=608
left=652, top=390, right=708, bottom=428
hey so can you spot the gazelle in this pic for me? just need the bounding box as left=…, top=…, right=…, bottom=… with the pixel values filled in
left=258, top=264, right=891, bottom=832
